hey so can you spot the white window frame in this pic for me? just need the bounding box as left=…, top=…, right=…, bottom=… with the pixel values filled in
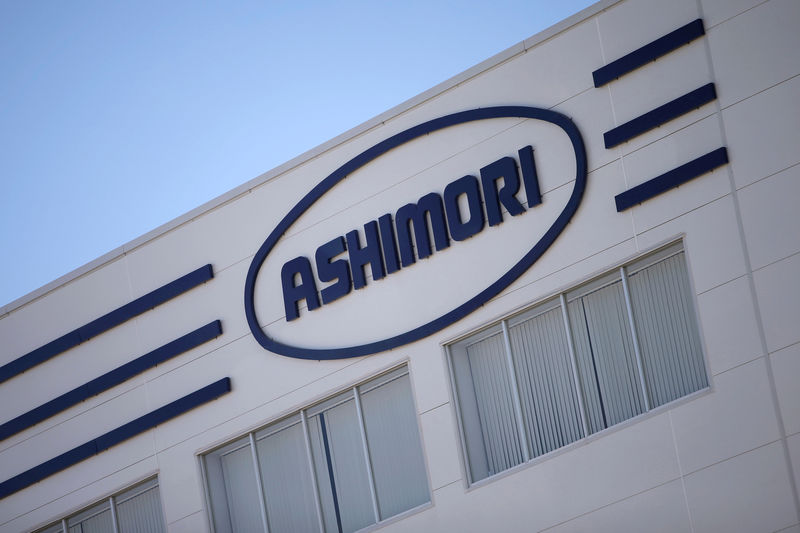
left=446, top=241, right=711, bottom=486
left=34, top=477, right=166, bottom=533
left=200, top=364, right=431, bottom=533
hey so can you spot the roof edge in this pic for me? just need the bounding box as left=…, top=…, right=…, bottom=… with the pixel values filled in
left=2, top=0, right=619, bottom=317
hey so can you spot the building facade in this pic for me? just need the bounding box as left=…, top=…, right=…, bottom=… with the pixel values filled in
left=2, top=0, right=800, bottom=531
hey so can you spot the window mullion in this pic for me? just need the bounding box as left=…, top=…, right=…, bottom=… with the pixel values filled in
left=354, top=386, right=381, bottom=523
left=446, top=345, right=475, bottom=485
left=109, top=496, right=119, bottom=533
left=560, top=293, right=589, bottom=437
left=248, top=433, right=271, bottom=533
left=61, top=519, right=67, bottom=533
left=300, top=410, right=326, bottom=533
left=620, top=266, right=651, bottom=411
left=501, top=320, right=530, bottom=462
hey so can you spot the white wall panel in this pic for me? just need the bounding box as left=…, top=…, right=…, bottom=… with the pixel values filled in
left=622, top=116, right=729, bottom=234
left=738, top=165, right=800, bottom=270
left=406, top=343, right=449, bottom=414
left=722, top=74, right=800, bottom=189
left=695, top=275, right=763, bottom=375
left=707, top=0, right=800, bottom=107
left=596, top=0, right=699, bottom=61
left=606, top=40, right=712, bottom=143
left=636, top=196, right=747, bottom=294
left=0, top=324, right=144, bottom=432
left=683, top=440, right=797, bottom=533
left=771, top=343, right=800, bottom=437
left=418, top=404, right=462, bottom=491
left=552, top=83, right=617, bottom=173
left=434, top=17, right=600, bottom=111
left=542, top=479, right=691, bottom=533
left=0, top=256, right=132, bottom=364
left=131, top=258, right=245, bottom=356
left=123, top=191, right=260, bottom=295
left=789, top=434, right=800, bottom=505
left=669, top=357, right=780, bottom=474
left=498, top=238, right=638, bottom=316
left=0, top=383, right=149, bottom=480
left=164, top=511, right=208, bottom=533
left=521, top=160, right=634, bottom=284
left=3, top=440, right=159, bottom=532
left=481, top=412, right=680, bottom=531
left=155, top=444, right=207, bottom=530
left=700, top=0, right=765, bottom=28
left=753, top=252, right=800, bottom=353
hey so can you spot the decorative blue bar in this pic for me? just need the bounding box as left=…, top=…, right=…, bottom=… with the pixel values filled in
left=615, top=147, right=729, bottom=212
left=0, top=321, right=223, bottom=441
left=0, top=264, right=214, bottom=384
left=0, top=378, right=231, bottom=499
left=592, top=19, right=705, bottom=87
left=604, top=83, right=717, bottom=148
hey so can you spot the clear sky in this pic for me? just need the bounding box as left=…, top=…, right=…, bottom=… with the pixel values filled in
left=0, top=0, right=595, bottom=308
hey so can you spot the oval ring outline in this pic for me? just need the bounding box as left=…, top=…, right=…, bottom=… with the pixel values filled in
left=244, top=106, right=588, bottom=360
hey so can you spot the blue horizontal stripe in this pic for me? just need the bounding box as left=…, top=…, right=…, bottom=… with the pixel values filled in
left=0, top=377, right=231, bottom=500
left=604, top=83, right=717, bottom=148
left=0, top=264, right=214, bottom=384
left=615, top=147, right=729, bottom=212
left=0, top=320, right=223, bottom=441
left=593, top=19, right=705, bottom=87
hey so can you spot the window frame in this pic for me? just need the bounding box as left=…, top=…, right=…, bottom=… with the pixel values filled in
left=445, top=240, right=712, bottom=487
left=34, top=476, right=166, bottom=533
left=199, top=363, right=432, bottom=533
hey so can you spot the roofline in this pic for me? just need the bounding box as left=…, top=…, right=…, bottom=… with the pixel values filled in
left=2, top=0, right=618, bottom=316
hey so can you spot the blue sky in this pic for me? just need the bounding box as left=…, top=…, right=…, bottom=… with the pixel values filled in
left=0, top=1, right=594, bottom=308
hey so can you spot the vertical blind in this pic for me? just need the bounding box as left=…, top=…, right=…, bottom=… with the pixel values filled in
left=509, top=306, right=583, bottom=458
left=257, top=421, right=321, bottom=533
left=449, top=245, right=707, bottom=483
left=569, top=278, right=644, bottom=432
left=204, top=366, right=430, bottom=533
left=115, top=482, right=167, bottom=533
left=466, top=331, right=524, bottom=476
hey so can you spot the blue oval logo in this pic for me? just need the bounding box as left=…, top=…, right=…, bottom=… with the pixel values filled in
left=244, top=106, right=587, bottom=359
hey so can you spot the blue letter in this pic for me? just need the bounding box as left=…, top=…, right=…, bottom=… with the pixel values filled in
left=518, top=145, right=542, bottom=207
left=480, top=156, right=525, bottom=226
left=315, top=236, right=352, bottom=305
left=378, top=213, right=401, bottom=275
left=443, top=175, right=485, bottom=241
left=395, top=192, right=450, bottom=267
left=281, top=256, right=320, bottom=321
left=346, top=221, right=385, bottom=289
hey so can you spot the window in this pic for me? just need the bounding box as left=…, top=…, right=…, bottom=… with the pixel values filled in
left=448, top=244, right=707, bottom=483
left=36, top=478, right=166, bottom=533
left=203, top=366, right=430, bottom=533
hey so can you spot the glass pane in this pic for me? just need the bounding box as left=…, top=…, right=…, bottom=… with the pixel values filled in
left=220, top=443, right=262, bottom=533
left=306, top=415, right=339, bottom=533
left=465, top=330, right=524, bottom=477
left=361, top=373, right=429, bottom=519
left=509, top=306, right=583, bottom=457
left=116, top=484, right=166, bottom=533
left=309, top=399, right=374, bottom=533
left=629, top=252, right=707, bottom=408
left=68, top=505, right=113, bottom=533
left=569, top=279, right=644, bottom=432
left=256, top=422, right=319, bottom=533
